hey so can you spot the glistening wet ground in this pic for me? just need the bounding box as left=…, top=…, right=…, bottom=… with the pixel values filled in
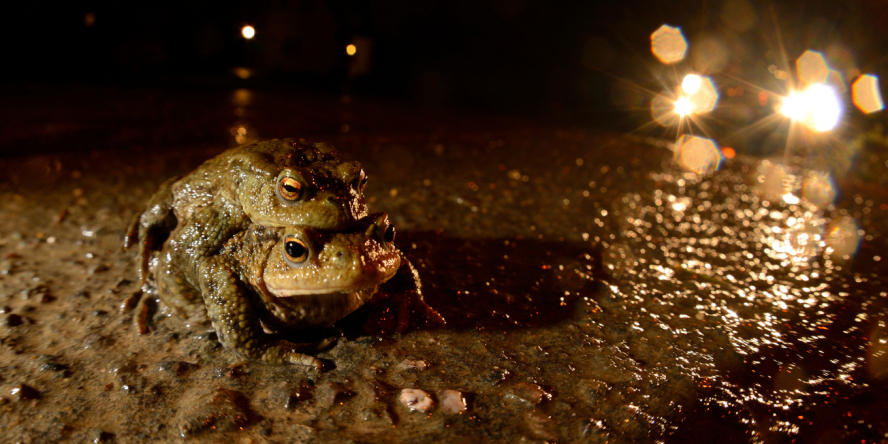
left=0, top=86, right=886, bottom=443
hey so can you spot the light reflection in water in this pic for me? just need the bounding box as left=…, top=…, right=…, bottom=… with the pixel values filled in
left=230, top=89, right=257, bottom=145
left=605, top=156, right=872, bottom=437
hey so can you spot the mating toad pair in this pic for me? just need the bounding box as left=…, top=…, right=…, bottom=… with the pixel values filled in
left=125, top=139, right=444, bottom=369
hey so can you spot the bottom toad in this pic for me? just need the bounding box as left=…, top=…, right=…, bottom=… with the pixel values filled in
left=136, top=213, right=444, bottom=368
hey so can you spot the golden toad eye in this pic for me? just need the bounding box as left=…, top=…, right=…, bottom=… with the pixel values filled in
left=279, top=177, right=303, bottom=201
left=284, top=237, right=308, bottom=264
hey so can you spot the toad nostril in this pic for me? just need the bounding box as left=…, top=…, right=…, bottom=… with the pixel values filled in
left=335, top=251, right=344, bottom=258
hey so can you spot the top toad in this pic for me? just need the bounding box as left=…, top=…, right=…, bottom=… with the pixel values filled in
left=125, top=138, right=369, bottom=283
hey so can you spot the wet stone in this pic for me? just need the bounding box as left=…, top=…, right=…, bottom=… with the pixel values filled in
left=9, top=383, right=40, bottom=401
left=398, top=388, right=434, bottom=412
left=504, top=382, right=553, bottom=405
left=157, top=361, right=197, bottom=377
left=268, top=380, right=314, bottom=410
left=37, top=355, right=67, bottom=372
left=437, top=389, right=468, bottom=414
left=89, top=429, right=113, bottom=443
left=178, top=387, right=257, bottom=437
left=316, top=381, right=355, bottom=408
left=116, top=373, right=147, bottom=394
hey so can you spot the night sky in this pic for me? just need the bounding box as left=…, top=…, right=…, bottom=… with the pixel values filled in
left=4, top=0, right=888, bottom=127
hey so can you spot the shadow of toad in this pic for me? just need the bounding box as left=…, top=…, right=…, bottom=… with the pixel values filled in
left=334, top=230, right=609, bottom=335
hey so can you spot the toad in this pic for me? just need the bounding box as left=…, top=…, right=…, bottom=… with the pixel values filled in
left=125, top=138, right=369, bottom=285
left=154, top=213, right=444, bottom=368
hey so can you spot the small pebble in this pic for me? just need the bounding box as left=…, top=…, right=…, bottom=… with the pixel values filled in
left=398, top=388, right=433, bottom=412
left=9, top=384, right=40, bottom=400
left=438, top=389, right=467, bottom=414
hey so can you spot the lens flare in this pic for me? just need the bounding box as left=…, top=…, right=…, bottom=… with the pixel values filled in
left=796, top=50, right=829, bottom=85
left=651, top=25, right=688, bottom=64
left=780, top=84, right=842, bottom=132
left=682, top=74, right=702, bottom=94
left=674, top=98, right=693, bottom=116
left=242, top=26, right=256, bottom=39
left=852, top=74, right=884, bottom=114
left=674, top=135, right=722, bottom=175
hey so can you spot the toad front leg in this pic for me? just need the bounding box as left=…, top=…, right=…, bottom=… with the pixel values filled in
left=198, top=256, right=323, bottom=369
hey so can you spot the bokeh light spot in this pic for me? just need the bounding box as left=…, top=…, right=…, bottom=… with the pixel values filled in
left=688, top=76, right=718, bottom=113
left=346, top=44, right=357, bottom=56
left=801, top=171, right=837, bottom=207
left=674, top=135, right=721, bottom=175
left=826, top=216, right=862, bottom=260
left=682, top=74, right=702, bottom=94
left=796, top=50, right=829, bottom=85
left=722, top=147, right=736, bottom=159
left=674, top=98, right=693, bottom=116
left=852, top=74, right=884, bottom=114
left=651, top=25, right=687, bottom=64
left=242, top=25, right=255, bottom=40
left=651, top=94, right=678, bottom=126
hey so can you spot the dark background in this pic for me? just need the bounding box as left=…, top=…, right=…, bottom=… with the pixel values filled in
left=2, top=0, right=888, bottom=136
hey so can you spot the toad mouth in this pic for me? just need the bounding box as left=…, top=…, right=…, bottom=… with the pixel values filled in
left=268, top=284, right=377, bottom=297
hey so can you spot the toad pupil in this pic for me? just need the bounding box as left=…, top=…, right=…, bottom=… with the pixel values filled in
left=384, top=225, right=396, bottom=243
left=286, top=240, right=306, bottom=259
left=284, top=184, right=299, bottom=194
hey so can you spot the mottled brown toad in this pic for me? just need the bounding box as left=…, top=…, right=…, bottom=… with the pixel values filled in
left=153, top=213, right=443, bottom=368
left=125, top=138, right=369, bottom=284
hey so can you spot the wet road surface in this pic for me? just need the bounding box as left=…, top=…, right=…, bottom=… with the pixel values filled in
left=0, top=85, right=886, bottom=442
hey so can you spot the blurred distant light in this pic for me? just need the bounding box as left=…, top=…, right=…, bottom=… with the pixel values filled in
left=688, top=76, right=718, bottom=113
left=232, top=67, right=253, bottom=79
left=84, top=12, right=96, bottom=27
left=826, top=216, right=862, bottom=260
left=826, top=69, right=847, bottom=94
left=232, top=88, right=252, bottom=107
left=802, top=171, right=837, bottom=207
left=796, top=50, right=829, bottom=85
left=681, top=74, right=702, bottom=94
left=674, top=135, right=721, bottom=175
left=852, top=74, right=884, bottom=114
left=780, top=84, right=842, bottom=132
left=674, top=98, right=693, bottom=116
left=242, top=25, right=256, bottom=40
left=782, top=193, right=800, bottom=205
left=651, top=25, right=687, bottom=64
left=651, top=94, right=678, bottom=126
left=722, top=147, right=736, bottom=159
left=780, top=92, right=805, bottom=120
left=346, top=44, right=357, bottom=56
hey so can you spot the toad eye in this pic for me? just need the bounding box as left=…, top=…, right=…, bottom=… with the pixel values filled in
left=357, top=170, right=368, bottom=192
left=279, top=177, right=303, bottom=201
left=383, top=224, right=396, bottom=244
left=284, top=237, right=308, bottom=264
